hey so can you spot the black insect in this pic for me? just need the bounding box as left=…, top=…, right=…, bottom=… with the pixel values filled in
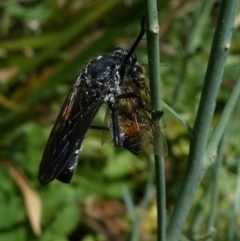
left=38, top=17, right=168, bottom=185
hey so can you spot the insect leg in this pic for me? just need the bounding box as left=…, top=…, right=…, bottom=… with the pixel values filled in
left=108, top=101, right=121, bottom=146
left=90, top=125, right=109, bottom=131
left=115, top=92, right=164, bottom=120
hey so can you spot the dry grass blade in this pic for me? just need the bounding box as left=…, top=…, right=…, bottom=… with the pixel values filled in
left=1, top=159, right=42, bottom=237
left=0, top=94, right=27, bottom=112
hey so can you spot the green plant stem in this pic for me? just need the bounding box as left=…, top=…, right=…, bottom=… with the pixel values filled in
left=228, top=158, right=240, bottom=239
left=200, top=49, right=240, bottom=241
left=206, top=135, right=226, bottom=239
left=166, top=1, right=238, bottom=240
left=145, top=1, right=166, bottom=241
left=205, top=71, right=240, bottom=164
left=191, top=172, right=214, bottom=233
left=129, top=162, right=155, bottom=241
left=161, top=100, right=192, bottom=135
left=123, top=186, right=137, bottom=225
left=172, top=0, right=215, bottom=103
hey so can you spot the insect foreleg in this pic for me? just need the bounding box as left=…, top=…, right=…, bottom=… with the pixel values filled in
left=115, top=92, right=164, bottom=120
left=108, top=101, right=121, bottom=146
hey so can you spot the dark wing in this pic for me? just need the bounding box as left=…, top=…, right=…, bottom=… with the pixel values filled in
left=38, top=76, right=108, bottom=185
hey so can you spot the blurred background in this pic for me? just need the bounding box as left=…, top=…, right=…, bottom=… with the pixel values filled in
left=0, top=0, right=240, bottom=240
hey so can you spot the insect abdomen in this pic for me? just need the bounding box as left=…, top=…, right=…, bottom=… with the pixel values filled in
left=122, top=132, right=142, bottom=155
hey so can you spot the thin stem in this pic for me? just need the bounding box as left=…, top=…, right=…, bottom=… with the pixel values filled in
left=123, top=186, right=137, bottom=224
left=205, top=71, right=240, bottom=164
left=166, top=1, right=238, bottom=240
left=145, top=1, right=166, bottom=241
left=161, top=100, right=192, bottom=135
left=172, top=0, right=215, bottom=104
left=228, top=158, right=240, bottom=239
left=206, top=134, right=226, bottom=239
left=130, top=162, right=155, bottom=241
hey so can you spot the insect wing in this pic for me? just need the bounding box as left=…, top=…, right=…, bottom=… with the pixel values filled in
left=139, top=113, right=168, bottom=157
left=119, top=97, right=168, bottom=157
left=39, top=77, right=107, bottom=185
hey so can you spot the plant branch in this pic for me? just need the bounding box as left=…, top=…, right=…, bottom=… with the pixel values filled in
left=166, top=1, right=239, bottom=240
left=145, top=1, right=166, bottom=241
left=205, top=71, right=240, bottom=164
left=206, top=134, right=226, bottom=237
left=172, top=0, right=215, bottom=103
left=161, top=100, right=192, bottom=135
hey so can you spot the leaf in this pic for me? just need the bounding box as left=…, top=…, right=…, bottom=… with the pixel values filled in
left=103, top=152, right=136, bottom=178
left=49, top=205, right=80, bottom=235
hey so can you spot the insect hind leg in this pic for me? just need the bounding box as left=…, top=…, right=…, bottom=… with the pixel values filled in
left=90, top=125, right=109, bottom=131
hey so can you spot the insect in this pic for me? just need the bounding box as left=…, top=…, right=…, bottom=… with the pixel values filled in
left=38, top=17, right=168, bottom=185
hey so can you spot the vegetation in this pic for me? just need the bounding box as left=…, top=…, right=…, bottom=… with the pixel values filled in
left=0, top=0, right=240, bottom=241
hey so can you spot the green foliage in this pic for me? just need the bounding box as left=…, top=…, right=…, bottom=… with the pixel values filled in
left=0, top=0, right=240, bottom=241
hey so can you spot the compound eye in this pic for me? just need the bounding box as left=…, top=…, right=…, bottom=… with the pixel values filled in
left=130, top=53, right=137, bottom=64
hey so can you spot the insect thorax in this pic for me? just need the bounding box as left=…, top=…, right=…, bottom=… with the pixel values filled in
left=81, top=48, right=139, bottom=100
